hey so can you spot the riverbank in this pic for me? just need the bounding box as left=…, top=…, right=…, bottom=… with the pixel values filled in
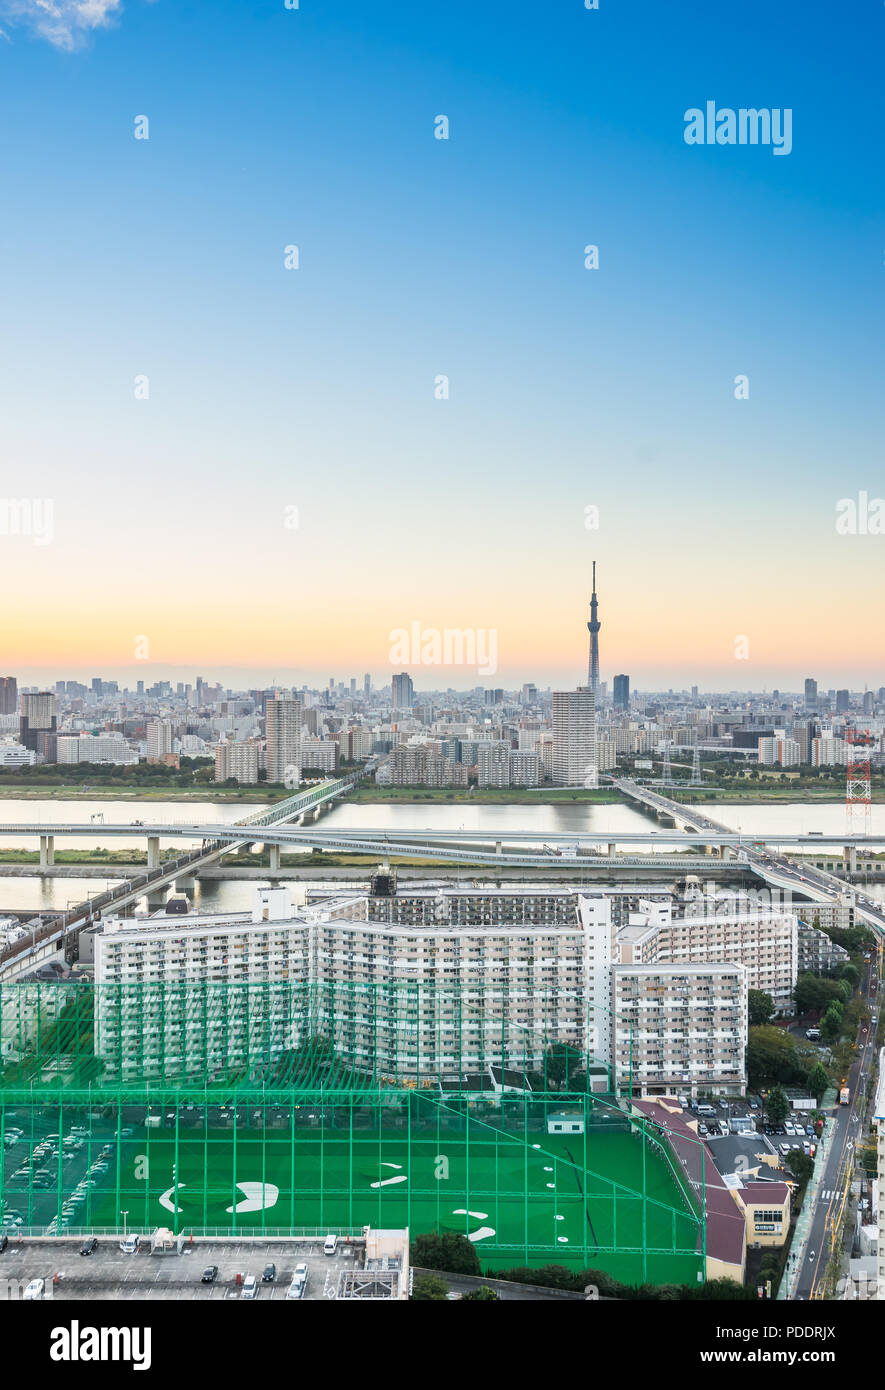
left=0, top=783, right=273, bottom=804
left=348, top=786, right=621, bottom=804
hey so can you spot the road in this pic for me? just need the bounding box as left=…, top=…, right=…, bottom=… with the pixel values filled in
left=793, top=958, right=879, bottom=1299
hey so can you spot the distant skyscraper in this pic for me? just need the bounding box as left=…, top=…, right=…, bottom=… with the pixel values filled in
left=0, top=676, right=17, bottom=715
left=835, top=689, right=850, bottom=713
left=266, top=696, right=302, bottom=785
left=587, top=561, right=601, bottom=692
left=613, top=674, right=630, bottom=710
left=364, top=673, right=371, bottom=700
left=804, top=678, right=818, bottom=713
left=552, top=687, right=597, bottom=788
left=20, top=691, right=57, bottom=763
left=146, top=721, right=174, bottom=761
left=392, top=672, right=414, bottom=710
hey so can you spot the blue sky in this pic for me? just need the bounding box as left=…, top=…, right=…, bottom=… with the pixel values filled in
left=0, top=0, right=882, bottom=689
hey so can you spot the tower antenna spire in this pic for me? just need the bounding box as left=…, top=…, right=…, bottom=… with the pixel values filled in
left=587, top=562, right=601, bottom=692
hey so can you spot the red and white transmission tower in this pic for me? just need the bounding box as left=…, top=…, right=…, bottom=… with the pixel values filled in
left=845, top=728, right=874, bottom=837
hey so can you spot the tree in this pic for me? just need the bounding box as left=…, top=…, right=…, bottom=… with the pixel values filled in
left=412, top=1232, right=481, bottom=1276
left=746, top=1027, right=801, bottom=1090
left=821, top=1003, right=844, bottom=1042
left=793, top=974, right=843, bottom=1016
left=461, top=1285, right=499, bottom=1300
left=411, top=1274, right=450, bottom=1301
left=748, top=991, right=775, bottom=1027
left=807, top=1061, right=830, bottom=1105
left=766, top=1084, right=790, bottom=1126
left=786, top=1149, right=814, bottom=1186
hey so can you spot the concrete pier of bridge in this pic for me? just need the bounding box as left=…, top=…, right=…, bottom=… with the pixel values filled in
left=39, top=835, right=55, bottom=869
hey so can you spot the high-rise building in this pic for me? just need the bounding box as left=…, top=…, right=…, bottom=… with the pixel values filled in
left=20, top=691, right=57, bottom=763
left=804, top=677, right=818, bottom=713
left=391, top=672, right=414, bottom=710
left=266, top=696, right=302, bottom=785
left=587, top=561, right=601, bottom=692
left=0, top=677, right=17, bottom=715
left=363, top=673, right=371, bottom=700
left=552, top=687, right=597, bottom=788
left=146, top=721, right=174, bottom=761
left=836, top=689, right=850, bottom=713
left=613, top=674, right=630, bottom=710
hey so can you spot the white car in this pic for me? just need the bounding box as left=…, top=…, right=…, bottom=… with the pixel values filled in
left=323, top=1234, right=338, bottom=1255
left=241, top=1274, right=258, bottom=1299
left=23, top=1279, right=45, bottom=1300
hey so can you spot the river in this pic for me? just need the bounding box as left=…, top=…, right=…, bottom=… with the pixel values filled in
left=1, top=796, right=884, bottom=914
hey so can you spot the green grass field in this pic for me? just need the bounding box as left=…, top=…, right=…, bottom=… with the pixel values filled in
left=77, top=1124, right=702, bottom=1286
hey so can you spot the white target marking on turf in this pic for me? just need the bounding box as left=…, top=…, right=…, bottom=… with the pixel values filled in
left=370, top=1175, right=409, bottom=1189
left=557, top=1236, right=569, bottom=1244
left=452, top=1209, right=496, bottom=1242
left=159, top=1182, right=186, bottom=1214
left=546, top=1183, right=555, bottom=1189
left=226, top=1181, right=279, bottom=1214
left=380, top=1162, right=403, bottom=1170
left=555, top=1215, right=564, bottom=1221
left=544, top=1166, right=553, bottom=1172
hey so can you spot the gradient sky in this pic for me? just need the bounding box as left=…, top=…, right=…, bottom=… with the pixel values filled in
left=0, top=0, right=882, bottom=691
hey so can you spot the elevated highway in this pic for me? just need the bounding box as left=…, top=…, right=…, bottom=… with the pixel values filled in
left=0, top=773, right=363, bottom=980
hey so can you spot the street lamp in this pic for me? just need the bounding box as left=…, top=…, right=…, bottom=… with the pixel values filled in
left=121, top=1209, right=129, bottom=1238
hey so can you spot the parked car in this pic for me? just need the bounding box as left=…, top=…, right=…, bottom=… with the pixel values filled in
left=287, top=1264, right=308, bottom=1299
left=120, top=1234, right=140, bottom=1254
left=262, top=1263, right=276, bottom=1283
left=241, top=1274, right=258, bottom=1299
left=324, top=1233, right=338, bottom=1256
left=80, top=1237, right=98, bottom=1256
left=23, top=1278, right=45, bottom=1300
left=201, top=1265, right=218, bottom=1284
left=0, top=1233, right=8, bottom=1253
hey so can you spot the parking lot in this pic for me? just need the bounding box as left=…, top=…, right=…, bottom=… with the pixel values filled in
left=0, top=1237, right=357, bottom=1301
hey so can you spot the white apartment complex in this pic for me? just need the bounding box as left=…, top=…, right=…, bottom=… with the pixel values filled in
left=87, top=885, right=774, bottom=1095
left=57, top=734, right=138, bottom=765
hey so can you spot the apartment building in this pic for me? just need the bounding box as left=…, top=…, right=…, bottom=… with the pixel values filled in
left=619, top=908, right=798, bottom=1012
left=612, top=962, right=748, bottom=1097
left=265, top=696, right=302, bottom=785
left=88, top=884, right=754, bottom=1096
left=57, top=733, right=138, bottom=765
left=213, top=740, right=261, bottom=785
left=146, top=720, right=174, bottom=761
left=552, top=687, right=597, bottom=788
left=92, top=887, right=311, bottom=1081
left=797, top=922, right=850, bottom=975
left=299, top=737, right=339, bottom=773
